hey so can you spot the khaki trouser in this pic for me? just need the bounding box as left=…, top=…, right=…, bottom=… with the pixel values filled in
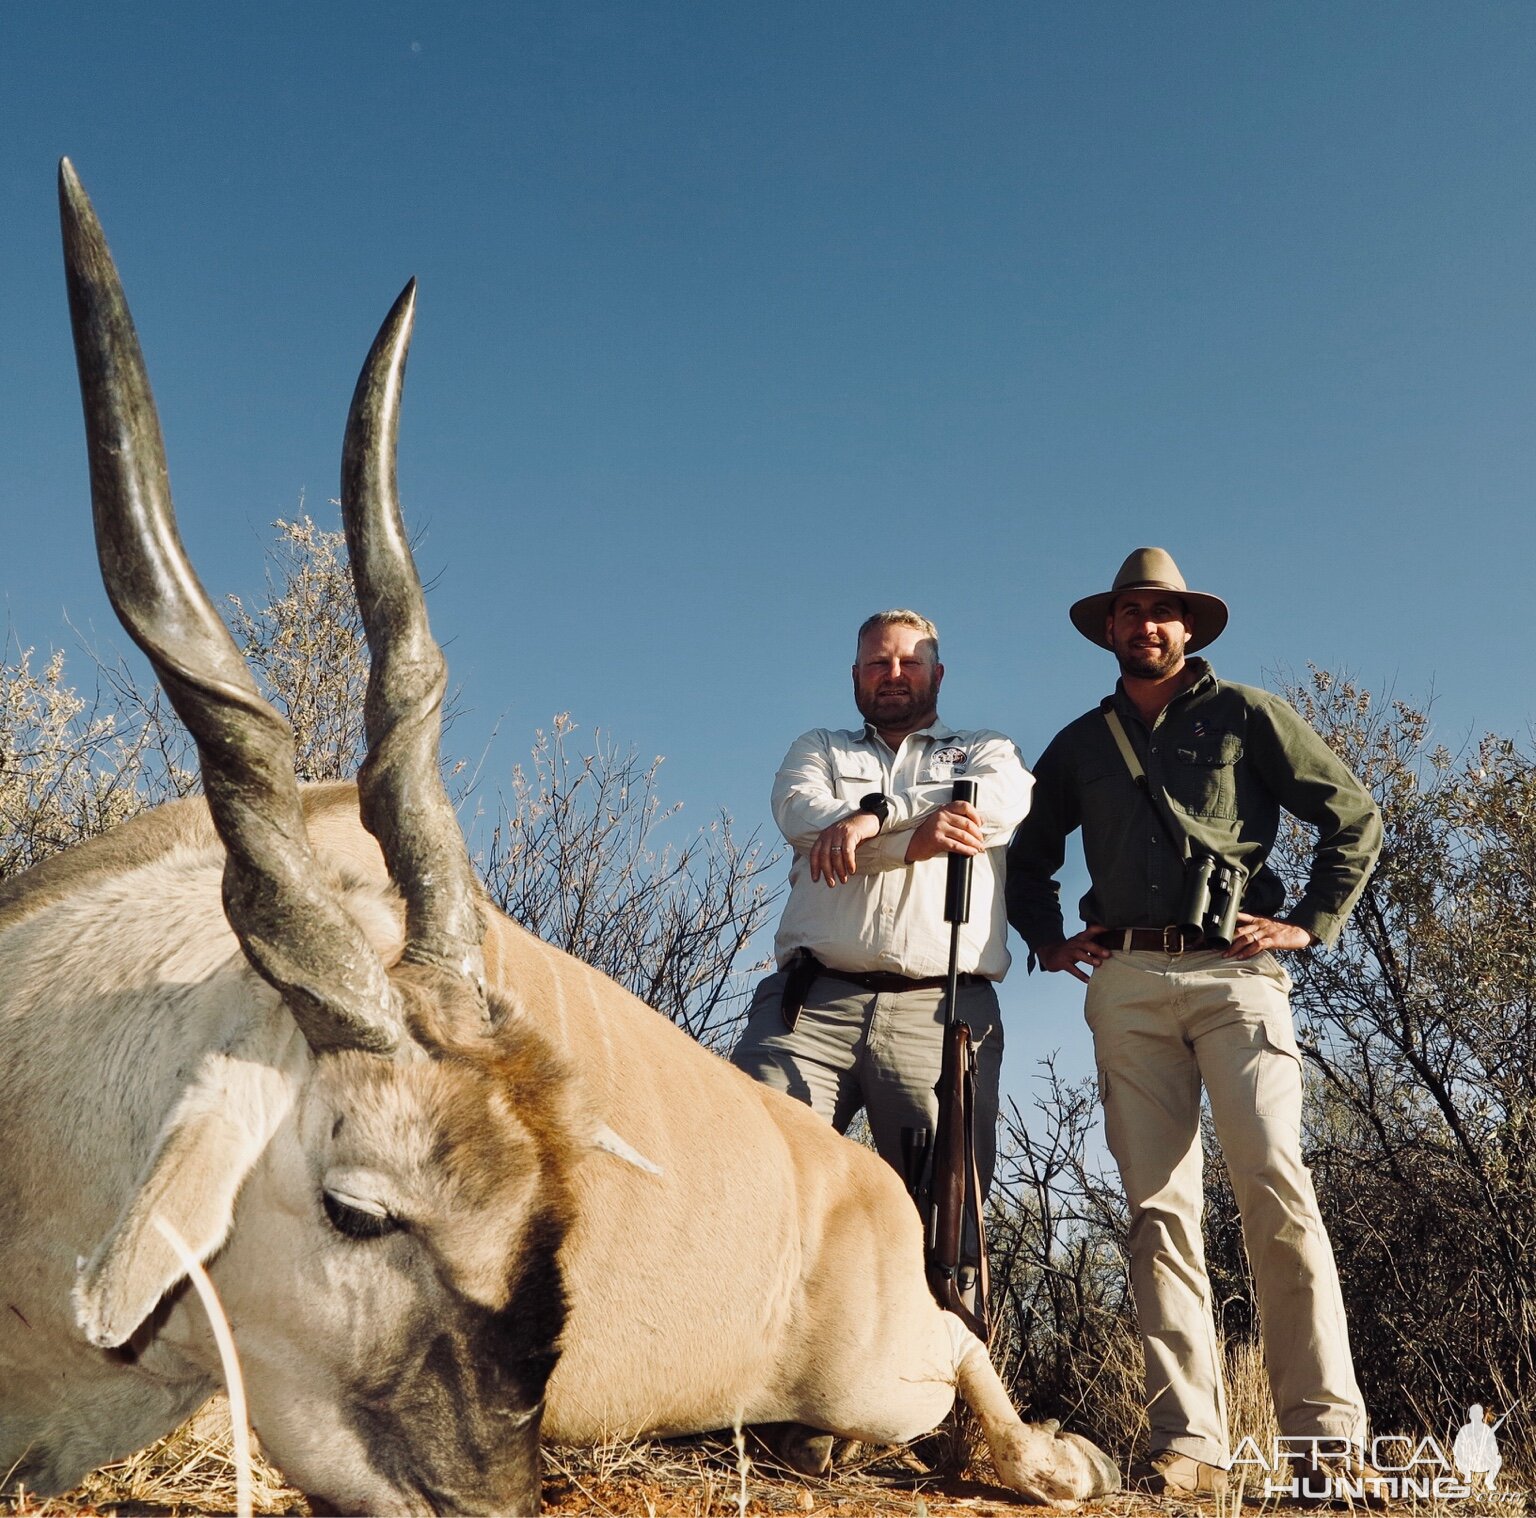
left=1086, top=948, right=1365, bottom=1467
left=730, top=969, right=1003, bottom=1203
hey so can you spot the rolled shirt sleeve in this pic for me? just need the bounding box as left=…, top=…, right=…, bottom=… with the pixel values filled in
left=1005, top=734, right=1076, bottom=954
left=771, top=731, right=861, bottom=851
left=1003, top=664, right=1382, bottom=958
left=863, top=729, right=1034, bottom=869
left=769, top=722, right=1034, bottom=979
left=1243, top=692, right=1383, bottom=947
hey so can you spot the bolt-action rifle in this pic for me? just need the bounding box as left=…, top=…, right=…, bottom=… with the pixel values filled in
left=902, top=778, right=990, bottom=1341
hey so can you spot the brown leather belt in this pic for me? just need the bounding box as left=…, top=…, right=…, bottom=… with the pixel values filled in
left=1103, top=926, right=1210, bottom=953
left=781, top=950, right=986, bottom=1030
left=819, top=964, right=987, bottom=994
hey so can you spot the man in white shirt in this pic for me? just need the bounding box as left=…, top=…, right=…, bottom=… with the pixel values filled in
left=731, top=609, right=1033, bottom=1201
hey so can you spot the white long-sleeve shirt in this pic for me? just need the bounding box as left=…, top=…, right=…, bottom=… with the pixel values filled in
left=770, top=720, right=1033, bottom=980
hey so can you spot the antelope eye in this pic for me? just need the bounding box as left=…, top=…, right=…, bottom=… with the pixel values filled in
left=322, top=1189, right=400, bottom=1240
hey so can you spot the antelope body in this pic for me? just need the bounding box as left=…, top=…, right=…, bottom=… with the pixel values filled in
left=0, top=163, right=1119, bottom=1515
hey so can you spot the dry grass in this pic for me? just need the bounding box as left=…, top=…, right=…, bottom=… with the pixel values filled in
left=1, top=1402, right=305, bottom=1517
left=1018, top=1314, right=1148, bottom=1464
left=5, top=1342, right=1526, bottom=1517
left=3, top=1416, right=999, bottom=1518
left=543, top=1431, right=962, bottom=1516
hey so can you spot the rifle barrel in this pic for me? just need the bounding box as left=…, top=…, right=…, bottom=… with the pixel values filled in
left=942, top=778, right=978, bottom=926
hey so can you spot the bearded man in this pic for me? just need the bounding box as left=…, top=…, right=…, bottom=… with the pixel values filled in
left=731, top=610, right=1031, bottom=1212
left=1006, top=549, right=1390, bottom=1505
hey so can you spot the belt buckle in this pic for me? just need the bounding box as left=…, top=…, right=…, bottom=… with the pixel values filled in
left=1161, top=924, right=1185, bottom=956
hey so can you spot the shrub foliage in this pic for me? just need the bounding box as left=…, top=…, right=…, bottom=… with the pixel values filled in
left=1, top=516, right=777, bottom=1048
left=9, top=523, right=1533, bottom=1467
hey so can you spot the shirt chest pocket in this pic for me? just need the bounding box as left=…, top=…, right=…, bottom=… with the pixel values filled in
left=1164, top=732, right=1242, bottom=820
left=835, top=764, right=883, bottom=804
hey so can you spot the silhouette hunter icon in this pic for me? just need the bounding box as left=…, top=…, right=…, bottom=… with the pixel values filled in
left=1453, top=1403, right=1502, bottom=1491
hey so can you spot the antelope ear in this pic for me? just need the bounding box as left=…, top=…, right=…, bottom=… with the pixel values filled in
left=75, top=1040, right=298, bottom=1348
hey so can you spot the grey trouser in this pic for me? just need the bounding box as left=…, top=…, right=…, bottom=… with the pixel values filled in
left=1086, top=948, right=1366, bottom=1467
left=730, top=969, right=1004, bottom=1204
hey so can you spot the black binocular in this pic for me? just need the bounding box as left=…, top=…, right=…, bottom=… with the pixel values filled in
left=1179, top=852, right=1247, bottom=948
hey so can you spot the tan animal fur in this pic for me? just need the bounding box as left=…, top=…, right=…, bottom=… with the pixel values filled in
left=2, top=786, right=1117, bottom=1507
left=0, top=162, right=1118, bottom=1514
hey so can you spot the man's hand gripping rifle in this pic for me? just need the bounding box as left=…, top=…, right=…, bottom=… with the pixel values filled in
left=901, top=778, right=990, bottom=1340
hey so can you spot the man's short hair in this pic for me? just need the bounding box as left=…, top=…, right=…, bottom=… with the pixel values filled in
left=856, top=609, right=939, bottom=662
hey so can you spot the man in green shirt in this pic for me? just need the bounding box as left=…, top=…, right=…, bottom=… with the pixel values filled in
left=1006, top=549, right=1386, bottom=1504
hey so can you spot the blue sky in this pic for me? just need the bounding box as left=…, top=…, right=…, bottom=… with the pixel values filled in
left=3, top=3, right=1533, bottom=1108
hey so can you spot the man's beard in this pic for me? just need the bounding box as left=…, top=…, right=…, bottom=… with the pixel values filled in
left=1112, top=635, right=1185, bottom=681
left=857, top=682, right=934, bottom=729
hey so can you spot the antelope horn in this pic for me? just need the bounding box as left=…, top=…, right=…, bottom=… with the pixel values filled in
left=341, top=283, right=488, bottom=1019
left=58, top=158, right=403, bottom=1056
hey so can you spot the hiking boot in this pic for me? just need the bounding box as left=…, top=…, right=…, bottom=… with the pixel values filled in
left=1289, top=1451, right=1395, bottom=1509
left=1130, top=1448, right=1230, bottom=1497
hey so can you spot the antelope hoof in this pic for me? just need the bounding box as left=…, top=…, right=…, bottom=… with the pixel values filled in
left=775, top=1424, right=835, bottom=1476
left=992, top=1421, right=1121, bottom=1506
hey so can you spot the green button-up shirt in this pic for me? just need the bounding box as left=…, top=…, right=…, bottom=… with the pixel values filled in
left=1005, top=661, right=1382, bottom=953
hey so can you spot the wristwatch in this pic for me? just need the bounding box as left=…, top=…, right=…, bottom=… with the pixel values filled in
left=857, top=791, right=892, bottom=828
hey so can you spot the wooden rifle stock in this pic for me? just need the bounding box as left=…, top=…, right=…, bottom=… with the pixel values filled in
left=919, top=778, right=989, bottom=1340
left=925, top=1018, right=987, bottom=1338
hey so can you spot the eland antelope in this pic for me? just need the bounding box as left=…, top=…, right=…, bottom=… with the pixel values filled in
left=0, top=163, right=1120, bottom=1515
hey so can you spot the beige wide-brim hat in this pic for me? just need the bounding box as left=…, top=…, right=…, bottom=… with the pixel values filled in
left=1069, top=547, right=1229, bottom=653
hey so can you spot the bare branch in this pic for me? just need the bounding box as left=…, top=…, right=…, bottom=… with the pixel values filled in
left=478, top=715, right=781, bottom=1051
